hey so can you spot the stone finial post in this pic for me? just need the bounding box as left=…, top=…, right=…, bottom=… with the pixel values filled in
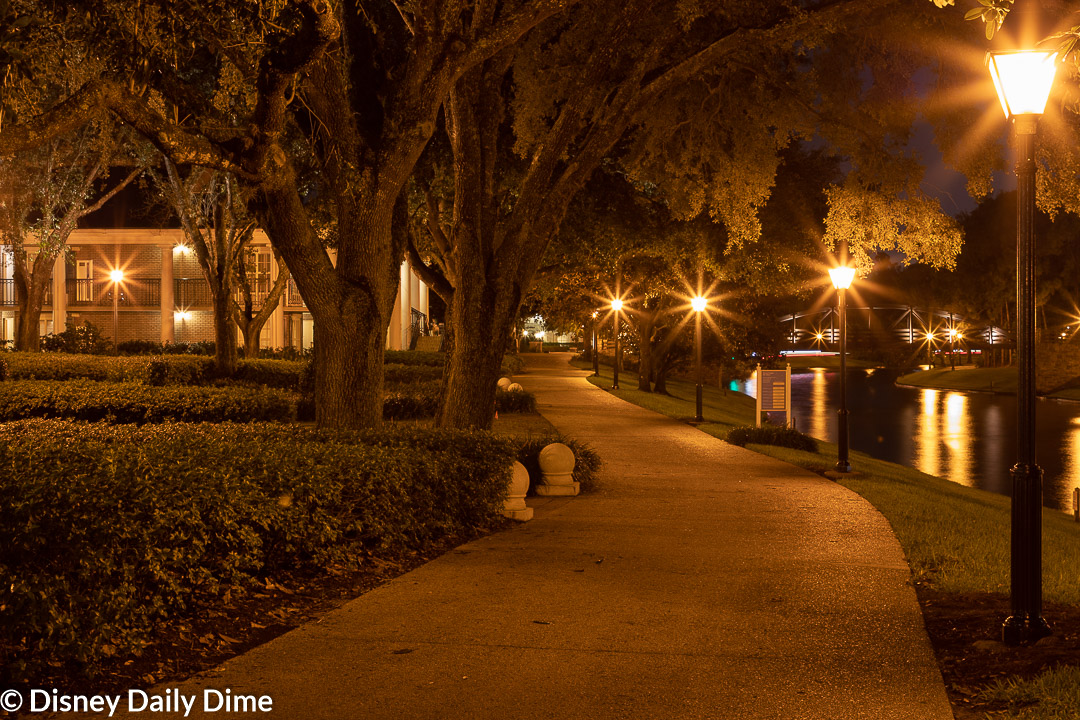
left=502, top=461, right=534, bottom=521
left=536, top=442, right=578, bottom=497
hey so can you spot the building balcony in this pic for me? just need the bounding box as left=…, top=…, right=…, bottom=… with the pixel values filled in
left=67, top=279, right=161, bottom=307
left=0, top=279, right=52, bottom=307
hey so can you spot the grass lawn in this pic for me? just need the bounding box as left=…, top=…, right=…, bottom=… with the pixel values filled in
left=897, top=365, right=1080, bottom=403
left=897, top=365, right=1018, bottom=393
left=576, top=359, right=1080, bottom=719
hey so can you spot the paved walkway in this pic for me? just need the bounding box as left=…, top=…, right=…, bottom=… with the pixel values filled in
left=103, top=353, right=951, bottom=719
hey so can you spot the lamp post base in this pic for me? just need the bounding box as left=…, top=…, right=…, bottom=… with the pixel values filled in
left=1003, top=614, right=1052, bottom=645
left=834, top=460, right=852, bottom=474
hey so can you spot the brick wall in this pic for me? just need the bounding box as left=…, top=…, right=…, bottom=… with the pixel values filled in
left=1037, top=343, right=1080, bottom=393
left=174, top=311, right=215, bottom=343
left=67, top=311, right=162, bottom=344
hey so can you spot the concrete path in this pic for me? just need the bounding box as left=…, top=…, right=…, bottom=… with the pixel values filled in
left=101, top=353, right=951, bottom=719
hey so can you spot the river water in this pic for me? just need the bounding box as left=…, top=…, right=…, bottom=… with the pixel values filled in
left=737, top=368, right=1080, bottom=512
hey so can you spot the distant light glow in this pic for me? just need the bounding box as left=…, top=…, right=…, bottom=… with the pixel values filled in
left=110, top=269, right=124, bottom=283
left=815, top=333, right=824, bottom=341
left=828, top=266, right=856, bottom=290
left=174, top=310, right=191, bottom=321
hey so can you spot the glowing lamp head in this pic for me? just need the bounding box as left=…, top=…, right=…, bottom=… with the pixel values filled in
left=987, top=50, right=1058, bottom=119
left=109, top=269, right=124, bottom=283
left=611, top=298, right=623, bottom=312
left=815, top=333, right=824, bottom=341
left=691, top=296, right=707, bottom=313
left=828, top=266, right=856, bottom=290
left=948, top=328, right=958, bottom=339
left=927, top=332, right=935, bottom=341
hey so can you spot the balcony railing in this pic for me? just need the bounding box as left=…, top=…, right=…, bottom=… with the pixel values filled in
left=67, top=279, right=160, bottom=307
left=0, top=278, right=52, bottom=307
left=286, top=279, right=306, bottom=308
left=174, top=278, right=213, bottom=308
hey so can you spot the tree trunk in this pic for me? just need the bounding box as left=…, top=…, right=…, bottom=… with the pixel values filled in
left=15, top=288, right=46, bottom=351
left=13, top=260, right=53, bottom=352
left=437, top=289, right=514, bottom=430
left=314, top=309, right=386, bottom=430
left=637, top=332, right=653, bottom=392
left=211, top=291, right=238, bottom=376
left=240, top=325, right=259, bottom=358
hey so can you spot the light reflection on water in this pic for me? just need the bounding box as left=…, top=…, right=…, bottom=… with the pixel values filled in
left=734, top=367, right=1080, bottom=511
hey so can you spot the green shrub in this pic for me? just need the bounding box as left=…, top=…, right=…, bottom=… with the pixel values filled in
left=0, top=355, right=7, bottom=381
left=384, top=362, right=443, bottom=383
left=6, top=353, right=147, bottom=382
left=496, top=388, right=537, bottom=414
left=515, top=433, right=603, bottom=494
left=0, top=380, right=296, bottom=423
left=383, top=382, right=441, bottom=420
left=501, top=354, right=525, bottom=375
left=116, top=339, right=165, bottom=355
left=144, top=356, right=214, bottom=386
left=0, top=420, right=514, bottom=680
left=233, top=358, right=305, bottom=389
left=40, top=321, right=111, bottom=355
left=725, top=425, right=818, bottom=452
left=385, top=350, right=444, bottom=366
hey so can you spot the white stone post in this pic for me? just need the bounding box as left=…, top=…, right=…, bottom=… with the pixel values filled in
left=502, top=461, right=534, bottom=521
left=536, top=442, right=579, bottom=497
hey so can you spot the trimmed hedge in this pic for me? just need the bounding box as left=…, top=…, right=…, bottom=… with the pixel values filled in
left=516, top=433, right=603, bottom=494
left=6, top=353, right=304, bottom=389
left=496, top=388, right=537, bottom=414
left=725, top=425, right=818, bottom=452
left=384, top=362, right=443, bottom=383
left=6, top=353, right=151, bottom=382
left=0, top=380, right=296, bottom=423
left=384, top=350, right=444, bottom=366
left=0, top=420, right=516, bottom=681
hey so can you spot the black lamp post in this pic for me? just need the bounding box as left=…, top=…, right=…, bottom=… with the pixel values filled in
left=692, top=296, right=707, bottom=422
left=591, top=311, right=600, bottom=377
left=987, top=35, right=1058, bottom=645
left=110, top=269, right=124, bottom=355
left=829, top=265, right=855, bottom=474
left=611, top=298, right=622, bottom=390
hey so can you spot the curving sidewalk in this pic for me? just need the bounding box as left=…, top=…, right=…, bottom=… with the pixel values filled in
left=96, top=352, right=951, bottom=720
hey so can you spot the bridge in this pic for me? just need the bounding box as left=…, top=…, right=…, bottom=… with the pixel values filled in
left=778, top=305, right=1012, bottom=354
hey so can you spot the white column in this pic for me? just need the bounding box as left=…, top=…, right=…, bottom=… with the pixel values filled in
left=51, top=253, right=67, bottom=331
left=160, top=245, right=175, bottom=343
left=399, top=260, right=410, bottom=349
left=272, top=255, right=285, bottom=348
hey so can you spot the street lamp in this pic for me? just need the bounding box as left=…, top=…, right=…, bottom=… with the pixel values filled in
left=691, top=296, right=707, bottom=422
left=610, top=298, right=623, bottom=389
left=591, top=311, right=600, bottom=377
left=110, top=269, right=124, bottom=354
left=948, top=324, right=958, bottom=370
left=987, top=34, right=1057, bottom=645
left=828, top=265, right=856, bottom=474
